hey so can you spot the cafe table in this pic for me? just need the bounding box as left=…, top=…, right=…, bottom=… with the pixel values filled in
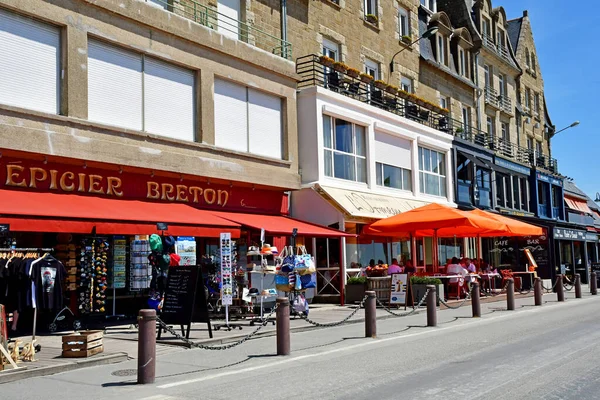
left=425, top=274, right=479, bottom=299
left=479, top=272, right=501, bottom=294
left=512, top=271, right=536, bottom=290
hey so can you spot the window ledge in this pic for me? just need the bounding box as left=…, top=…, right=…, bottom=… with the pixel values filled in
left=321, top=0, right=342, bottom=9
left=363, top=18, right=381, bottom=32
left=398, top=39, right=413, bottom=51
left=0, top=103, right=293, bottom=168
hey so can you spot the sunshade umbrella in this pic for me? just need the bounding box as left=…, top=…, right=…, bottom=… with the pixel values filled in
left=468, top=209, right=543, bottom=236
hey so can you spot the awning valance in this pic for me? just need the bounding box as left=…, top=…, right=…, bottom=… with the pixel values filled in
left=565, top=196, right=593, bottom=214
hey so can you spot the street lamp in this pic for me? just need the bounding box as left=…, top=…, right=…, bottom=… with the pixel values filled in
left=389, top=26, right=439, bottom=74
left=551, top=121, right=579, bottom=137
left=595, top=192, right=600, bottom=202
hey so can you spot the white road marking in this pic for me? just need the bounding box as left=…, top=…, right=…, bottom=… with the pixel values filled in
left=158, top=295, right=596, bottom=389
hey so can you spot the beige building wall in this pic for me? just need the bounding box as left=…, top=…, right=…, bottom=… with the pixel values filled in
left=0, top=0, right=300, bottom=190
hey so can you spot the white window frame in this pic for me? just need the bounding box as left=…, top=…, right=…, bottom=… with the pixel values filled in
left=498, top=74, right=505, bottom=97
left=323, top=115, right=367, bottom=183
left=400, top=77, right=413, bottom=93
left=398, top=7, right=410, bottom=37
left=496, top=28, right=505, bottom=47
left=322, top=38, right=339, bottom=61
left=437, top=34, right=447, bottom=66
left=364, top=0, right=377, bottom=18
left=524, top=88, right=531, bottom=109
left=418, top=146, right=447, bottom=197
left=458, top=47, right=467, bottom=77
left=501, top=122, right=509, bottom=141
left=534, top=93, right=540, bottom=115
left=486, top=116, right=495, bottom=137
left=420, top=0, right=436, bottom=12
left=439, top=96, right=448, bottom=110
left=364, top=58, right=379, bottom=80
left=462, top=106, right=471, bottom=132
left=376, top=162, right=412, bottom=191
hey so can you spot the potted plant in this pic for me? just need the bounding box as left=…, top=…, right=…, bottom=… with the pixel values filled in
left=345, top=276, right=367, bottom=304
left=456, top=127, right=464, bottom=134
left=365, top=14, right=378, bottom=24
left=401, top=35, right=412, bottom=44
left=397, top=89, right=410, bottom=99
left=360, top=72, right=374, bottom=83
left=319, top=55, right=335, bottom=67
left=386, top=84, right=398, bottom=95
left=347, top=67, right=361, bottom=78
left=410, top=276, right=444, bottom=306
left=374, top=79, right=387, bottom=90
left=332, top=61, right=348, bottom=73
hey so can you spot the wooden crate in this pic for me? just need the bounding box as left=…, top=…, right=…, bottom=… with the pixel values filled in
left=367, top=277, right=392, bottom=304
left=61, top=331, right=104, bottom=358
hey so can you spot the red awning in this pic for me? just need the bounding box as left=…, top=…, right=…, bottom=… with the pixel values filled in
left=211, top=211, right=353, bottom=237
left=0, top=190, right=240, bottom=237
left=565, top=196, right=593, bottom=214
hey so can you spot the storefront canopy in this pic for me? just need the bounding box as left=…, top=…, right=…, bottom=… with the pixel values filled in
left=468, top=209, right=543, bottom=237
left=565, top=196, right=593, bottom=214
left=210, top=211, right=353, bottom=237
left=0, top=189, right=241, bottom=237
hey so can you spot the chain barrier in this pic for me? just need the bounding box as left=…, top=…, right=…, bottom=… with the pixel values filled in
left=563, top=276, right=574, bottom=292
left=155, top=304, right=278, bottom=350
left=439, top=285, right=473, bottom=309
left=376, top=289, right=430, bottom=317
left=541, top=278, right=559, bottom=293
left=297, top=295, right=367, bottom=327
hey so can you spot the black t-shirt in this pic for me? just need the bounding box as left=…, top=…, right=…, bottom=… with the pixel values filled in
left=30, top=257, right=66, bottom=312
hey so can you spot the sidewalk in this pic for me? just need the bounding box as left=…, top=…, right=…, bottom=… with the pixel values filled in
left=0, top=286, right=585, bottom=384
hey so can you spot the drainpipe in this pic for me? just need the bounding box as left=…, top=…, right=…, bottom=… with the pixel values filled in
left=474, top=50, right=482, bottom=132
left=280, top=0, right=288, bottom=58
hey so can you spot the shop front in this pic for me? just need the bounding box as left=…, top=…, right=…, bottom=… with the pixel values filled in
left=0, top=150, right=347, bottom=332
left=553, top=227, right=597, bottom=284
left=453, top=143, right=494, bottom=211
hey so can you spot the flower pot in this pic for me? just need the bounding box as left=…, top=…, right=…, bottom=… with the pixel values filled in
left=365, top=15, right=378, bottom=24
left=374, top=81, right=387, bottom=90
left=333, top=64, right=347, bottom=73
left=360, top=74, right=373, bottom=84
left=386, top=85, right=398, bottom=95
left=347, top=69, right=360, bottom=78
left=319, top=56, right=334, bottom=67
left=411, top=284, right=444, bottom=306
left=345, top=283, right=367, bottom=304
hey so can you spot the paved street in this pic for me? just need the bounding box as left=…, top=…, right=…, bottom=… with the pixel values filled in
left=2, top=290, right=599, bottom=400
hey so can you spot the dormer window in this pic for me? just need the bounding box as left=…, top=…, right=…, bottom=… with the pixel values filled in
left=525, top=48, right=530, bottom=68
left=452, top=28, right=474, bottom=80
left=420, top=0, right=436, bottom=13
left=437, top=34, right=447, bottom=66
left=496, top=28, right=505, bottom=48
left=531, top=53, right=536, bottom=73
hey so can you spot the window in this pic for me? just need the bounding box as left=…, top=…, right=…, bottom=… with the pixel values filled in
left=364, top=0, right=377, bottom=18
left=437, top=34, right=447, bottom=66
left=524, top=88, right=531, bottom=109
left=501, top=123, right=509, bottom=141
left=88, top=40, right=195, bottom=141
left=418, top=147, right=447, bottom=197
left=458, top=48, right=467, bottom=77
left=401, top=77, right=413, bottom=93
left=496, top=29, right=505, bottom=47
left=525, top=48, right=530, bottom=68
left=536, top=141, right=543, bottom=155
left=214, top=78, right=283, bottom=159
left=323, top=116, right=367, bottom=183
left=439, top=96, right=449, bottom=110
left=538, top=181, right=548, bottom=212
left=482, top=18, right=491, bottom=37
left=520, top=178, right=528, bottom=211
left=512, top=176, right=520, bottom=209
left=456, top=153, right=473, bottom=204
left=487, top=116, right=495, bottom=137
left=484, top=65, right=491, bottom=87
left=364, top=58, right=379, bottom=80
left=420, top=0, right=436, bottom=12
left=531, top=54, right=536, bottom=72
left=398, top=7, right=410, bottom=37
left=498, top=74, right=506, bottom=97
left=462, top=107, right=471, bottom=132
left=527, top=137, right=533, bottom=150
left=476, top=168, right=492, bottom=208
left=322, top=38, right=339, bottom=61
left=0, top=9, right=60, bottom=114
left=496, top=173, right=507, bottom=208
left=376, top=163, right=412, bottom=191
left=534, top=93, right=540, bottom=115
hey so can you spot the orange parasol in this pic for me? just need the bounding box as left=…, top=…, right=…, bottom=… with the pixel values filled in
left=468, top=209, right=543, bottom=237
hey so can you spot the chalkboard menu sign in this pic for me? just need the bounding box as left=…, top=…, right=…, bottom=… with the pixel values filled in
left=518, top=234, right=549, bottom=274
left=591, top=263, right=600, bottom=273
left=160, top=265, right=212, bottom=339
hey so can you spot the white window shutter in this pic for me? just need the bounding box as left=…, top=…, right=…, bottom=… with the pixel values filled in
left=88, top=40, right=143, bottom=131
left=144, top=58, right=195, bottom=142
left=374, top=132, right=411, bottom=170
left=0, top=9, right=60, bottom=114
left=214, top=78, right=248, bottom=153
left=248, top=89, right=282, bottom=159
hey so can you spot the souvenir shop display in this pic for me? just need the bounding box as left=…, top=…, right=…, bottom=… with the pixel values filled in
left=248, top=241, right=277, bottom=326
left=213, top=232, right=243, bottom=331
left=130, top=237, right=151, bottom=291
left=77, top=238, right=109, bottom=315
left=274, top=244, right=316, bottom=316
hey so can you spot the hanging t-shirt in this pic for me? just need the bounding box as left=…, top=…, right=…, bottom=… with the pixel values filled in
left=30, top=257, right=66, bottom=312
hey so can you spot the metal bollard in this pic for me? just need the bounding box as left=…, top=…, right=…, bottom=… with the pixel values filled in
left=137, top=309, right=156, bottom=385
left=557, top=275, right=565, bottom=302
left=591, top=272, right=598, bottom=295
left=276, top=297, right=290, bottom=356
left=426, top=285, right=437, bottom=327
left=471, top=282, right=481, bottom=318
left=364, top=291, right=377, bottom=338
left=534, top=277, right=543, bottom=306
left=506, top=278, right=515, bottom=311
left=575, top=274, right=582, bottom=299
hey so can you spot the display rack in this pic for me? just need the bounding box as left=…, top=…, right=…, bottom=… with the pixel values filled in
left=213, top=233, right=243, bottom=331
left=249, top=239, right=276, bottom=326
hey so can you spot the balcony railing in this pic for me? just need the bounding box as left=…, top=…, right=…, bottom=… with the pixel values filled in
left=145, top=0, right=292, bottom=59
left=484, top=86, right=499, bottom=108
left=499, top=95, right=512, bottom=114
left=296, top=54, right=558, bottom=173
left=482, top=34, right=515, bottom=66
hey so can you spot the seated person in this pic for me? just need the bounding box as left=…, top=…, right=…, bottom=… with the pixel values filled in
left=465, top=258, right=477, bottom=273
left=404, top=260, right=416, bottom=274
left=446, top=257, right=468, bottom=283
left=387, top=258, right=403, bottom=275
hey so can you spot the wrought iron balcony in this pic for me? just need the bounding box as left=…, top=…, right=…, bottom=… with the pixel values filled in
left=499, top=95, right=512, bottom=115
left=482, top=34, right=516, bottom=66
left=484, top=86, right=499, bottom=108
left=145, top=0, right=292, bottom=59
left=296, top=54, right=558, bottom=173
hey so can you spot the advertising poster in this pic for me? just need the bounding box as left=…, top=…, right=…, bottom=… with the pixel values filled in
left=220, top=233, right=233, bottom=306
left=390, top=273, right=408, bottom=305
left=176, top=237, right=197, bottom=266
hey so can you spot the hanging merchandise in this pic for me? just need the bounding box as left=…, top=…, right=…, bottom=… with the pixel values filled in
left=130, top=236, right=151, bottom=291
left=175, top=237, right=196, bottom=266
left=76, top=238, right=109, bottom=315
left=93, top=239, right=109, bottom=314
left=220, top=233, right=233, bottom=306
left=77, top=241, right=94, bottom=314
left=293, top=293, right=307, bottom=314
left=112, top=237, right=127, bottom=289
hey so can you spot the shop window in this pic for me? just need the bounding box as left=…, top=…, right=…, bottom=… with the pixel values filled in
left=476, top=168, right=491, bottom=208
left=323, top=116, right=367, bottom=183
left=520, top=177, right=528, bottom=211
left=456, top=153, right=473, bottom=205
left=438, top=237, right=462, bottom=265
left=214, top=78, right=282, bottom=159
left=88, top=40, right=195, bottom=142
left=376, top=163, right=411, bottom=191
left=418, top=147, right=447, bottom=197
left=512, top=176, right=520, bottom=209
left=552, top=185, right=562, bottom=219
left=0, top=9, right=60, bottom=114
left=496, top=172, right=507, bottom=208
left=538, top=180, right=548, bottom=217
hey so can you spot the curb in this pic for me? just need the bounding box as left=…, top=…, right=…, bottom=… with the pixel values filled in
left=0, top=352, right=129, bottom=385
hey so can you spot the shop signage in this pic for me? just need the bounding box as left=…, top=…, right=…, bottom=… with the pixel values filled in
left=390, top=273, right=408, bottom=306
left=536, top=173, right=562, bottom=187
left=553, top=228, right=586, bottom=240
left=0, top=156, right=283, bottom=214
left=0, top=224, right=8, bottom=235
left=494, top=157, right=531, bottom=176
left=585, top=232, right=599, bottom=242
left=498, top=208, right=533, bottom=217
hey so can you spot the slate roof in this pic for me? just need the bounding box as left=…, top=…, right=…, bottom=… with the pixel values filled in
left=564, top=180, right=589, bottom=199
left=507, top=18, right=523, bottom=51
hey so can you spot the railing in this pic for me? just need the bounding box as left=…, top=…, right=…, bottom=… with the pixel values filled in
left=538, top=204, right=549, bottom=218
left=484, top=86, right=499, bottom=108
left=552, top=207, right=561, bottom=219
left=296, top=54, right=558, bottom=173
left=482, top=34, right=515, bottom=66
left=499, top=95, right=512, bottom=114
left=144, top=0, right=292, bottom=59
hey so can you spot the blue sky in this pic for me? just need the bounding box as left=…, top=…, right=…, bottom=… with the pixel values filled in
left=502, top=1, right=596, bottom=198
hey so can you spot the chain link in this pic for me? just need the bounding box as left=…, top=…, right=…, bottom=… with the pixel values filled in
left=439, top=285, right=472, bottom=309
left=541, top=278, right=559, bottom=293
left=156, top=304, right=278, bottom=350
left=297, top=295, right=367, bottom=327
left=563, top=276, right=574, bottom=292
left=376, top=288, right=430, bottom=317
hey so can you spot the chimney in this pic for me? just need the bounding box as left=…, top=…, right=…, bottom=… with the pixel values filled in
left=523, top=10, right=528, bottom=17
